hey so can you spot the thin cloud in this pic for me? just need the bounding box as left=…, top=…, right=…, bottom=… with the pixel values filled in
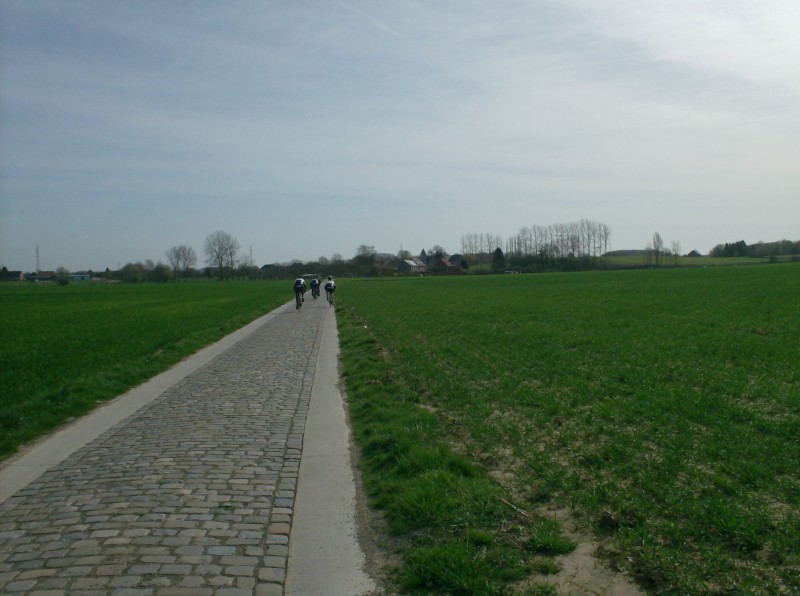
left=329, top=0, right=409, bottom=39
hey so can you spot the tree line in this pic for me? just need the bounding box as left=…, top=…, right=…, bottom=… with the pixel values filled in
left=709, top=239, right=800, bottom=259
left=28, top=228, right=799, bottom=285
left=96, top=231, right=256, bottom=283
left=104, top=223, right=619, bottom=283
left=504, top=219, right=611, bottom=260
left=459, top=220, right=613, bottom=273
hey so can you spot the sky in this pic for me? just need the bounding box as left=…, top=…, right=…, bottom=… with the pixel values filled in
left=1, top=0, right=798, bottom=272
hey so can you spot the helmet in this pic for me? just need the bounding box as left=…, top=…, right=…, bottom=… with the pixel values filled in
left=327, top=276, right=332, bottom=280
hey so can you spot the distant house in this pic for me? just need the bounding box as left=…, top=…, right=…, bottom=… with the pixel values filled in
left=0, top=269, right=23, bottom=282
left=430, top=258, right=448, bottom=275
left=430, top=258, right=462, bottom=275
left=448, top=254, right=468, bottom=271
left=686, top=250, right=703, bottom=257
left=27, top=271, right=55, bottom=281
left=398, top=260, right=417, bottom=274
left=398, top=258, right=427, bottom=275
left=70, top=273, right=91, bottom=281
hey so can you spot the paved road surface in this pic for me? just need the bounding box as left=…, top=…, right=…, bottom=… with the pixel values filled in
left=0, top=296, right=377, bottom=595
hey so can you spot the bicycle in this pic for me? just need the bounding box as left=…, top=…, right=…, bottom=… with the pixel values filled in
left=295, top=290, right=303, bottom=310
left=326, top=290, right=335, bottom=307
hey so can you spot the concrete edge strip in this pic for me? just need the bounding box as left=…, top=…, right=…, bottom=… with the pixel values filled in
left=0, top=302, right=294, bottom=505
left=286, top=306, right=377, bottom=595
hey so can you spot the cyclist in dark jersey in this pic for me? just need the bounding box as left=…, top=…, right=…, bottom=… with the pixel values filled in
left=324, top=276, right=336, bottom=304
left=310, top=276, right=321, bottom=299
left=293, top=277, right=306, bottom=309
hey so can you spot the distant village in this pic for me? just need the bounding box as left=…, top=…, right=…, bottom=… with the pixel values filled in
left=2, top=235, right=797, bottom=285
left=0, top=249, right=468, bottom=285
left=0, top=270, right=91, bottom=283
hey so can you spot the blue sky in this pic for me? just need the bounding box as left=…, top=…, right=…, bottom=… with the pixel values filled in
left=1, top=0, right=798, bottom=271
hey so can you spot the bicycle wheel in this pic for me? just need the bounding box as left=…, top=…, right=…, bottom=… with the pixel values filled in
left=296, top=292, right=302, bottom=310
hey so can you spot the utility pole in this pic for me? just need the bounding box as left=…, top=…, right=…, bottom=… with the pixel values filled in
left=36, top=244, right=40, bottom=274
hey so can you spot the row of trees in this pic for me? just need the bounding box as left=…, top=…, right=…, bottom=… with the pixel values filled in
left=109, top=231, right=253, bottom=283
left=196, top=231, right=797, bottom=281
left=504, top=220, right=611, bottom=260
left=103, top=223, right=616, bottom=283
left=164, top=231, right=256, bottom=281
left=709, top=239, right=800, bottom=258
left=457, top=220, right=613, bottom=273
left=38, top=228, right=799, bottom=286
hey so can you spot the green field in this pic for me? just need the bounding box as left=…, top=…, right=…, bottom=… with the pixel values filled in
left=603, top=255, right=790, bottom=268
left=2, top=266, right=798, bottom=593
left=337, top=265, right=799, bottom=593
left=0, top=281, right=289, bottom=458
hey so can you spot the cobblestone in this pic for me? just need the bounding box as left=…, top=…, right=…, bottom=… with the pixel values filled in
left=0, top=301, right=328, bottom=594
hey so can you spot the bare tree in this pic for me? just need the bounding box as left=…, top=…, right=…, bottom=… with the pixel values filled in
left=461, top=233, right=479, bottom=267
left=599, top=223, right=611, bottom=256
left=166, top=247, right=181, bottom=276
left=671, top=240, right=682, bottom=266
left=652, top=232, right=664, bottom=266
left=517, top=227, right=531, bottom=258
left=204, top=231, right=239, bottom=280
left=184, top=246, right=198, bottom=274
left=166, top=245, right=197, bottom=279
left=224, top=238, right=239, bottom=272
left=237, top=252, right=258, bottom=280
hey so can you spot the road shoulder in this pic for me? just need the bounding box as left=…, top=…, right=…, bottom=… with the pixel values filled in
left=286, top=307, right=378, bottom=595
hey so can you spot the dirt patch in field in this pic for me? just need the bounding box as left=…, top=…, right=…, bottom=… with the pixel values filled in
left=422, top=403, right=645, bottom=594
left=518, top=506, right=643, bottom=595
left=480, top=424, right=643, bottom=593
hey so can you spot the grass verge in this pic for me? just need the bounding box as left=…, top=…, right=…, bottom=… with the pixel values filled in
left=0, top=281, right=288, bottom=459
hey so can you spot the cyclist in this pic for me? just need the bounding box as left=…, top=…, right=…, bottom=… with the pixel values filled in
left=293, top=276, right=306, bottom=309
left=323, top=276, right=336, bottom=305
left=310, top=276, right=321, bottom=299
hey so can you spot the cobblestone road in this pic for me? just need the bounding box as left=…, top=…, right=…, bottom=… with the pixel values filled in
left=0, top=297, right=330, bottom=595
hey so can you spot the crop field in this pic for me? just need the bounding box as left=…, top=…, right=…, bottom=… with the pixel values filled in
left=602, top=255, right=798, bottom=268
left=336, top=264, right=799, bottom=593
left=0, top=281, right=289, bottom=458
left=1, top=266, right=798, bottom=593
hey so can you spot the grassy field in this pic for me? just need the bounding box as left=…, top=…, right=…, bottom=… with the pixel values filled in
left=602, top=255, right=791, bottom=268
left=0, top=281, right=289, bottom=458
left=2, top=267, right=798, bottom=593
left=337, top=264, right=799, bottom=593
